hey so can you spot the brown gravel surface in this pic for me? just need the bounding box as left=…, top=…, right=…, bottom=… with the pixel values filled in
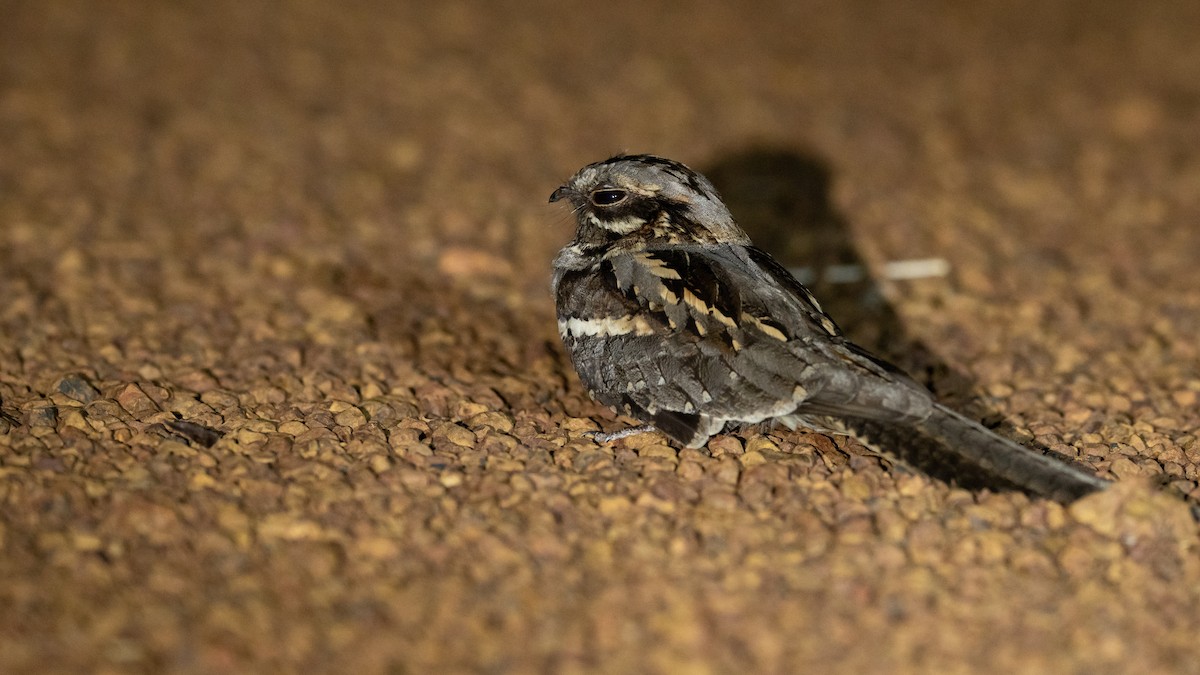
left=3, top=1, right=1200, bottom=673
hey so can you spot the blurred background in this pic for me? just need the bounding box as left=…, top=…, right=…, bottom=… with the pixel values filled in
left=5, top=1, right=1197, bottom=295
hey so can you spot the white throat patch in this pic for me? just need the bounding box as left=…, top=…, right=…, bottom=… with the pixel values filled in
left=558, top=315, right=655, bottom=338
left=585, top=212, right=644, bottom=235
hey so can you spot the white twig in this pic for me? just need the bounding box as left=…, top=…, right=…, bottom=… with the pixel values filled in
left=788, top=258, right=950, bottom=285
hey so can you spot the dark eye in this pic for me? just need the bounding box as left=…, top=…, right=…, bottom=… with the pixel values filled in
left=589, top=189, right=628, bottom=207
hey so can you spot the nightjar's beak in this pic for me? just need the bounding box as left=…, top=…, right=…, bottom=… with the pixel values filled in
left=549, top=185, right=571, bottom=203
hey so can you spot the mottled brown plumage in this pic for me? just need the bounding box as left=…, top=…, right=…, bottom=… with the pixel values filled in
left=550, top=154, right=1108, bottom=502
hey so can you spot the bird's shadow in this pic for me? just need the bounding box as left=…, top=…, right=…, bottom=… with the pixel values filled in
left=702, top=147, right=1063, bottom=491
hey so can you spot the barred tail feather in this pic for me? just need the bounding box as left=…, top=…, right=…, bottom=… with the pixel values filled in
left=849, top=403, right=1108, bottom=503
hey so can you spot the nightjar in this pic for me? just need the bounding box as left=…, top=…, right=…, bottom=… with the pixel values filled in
left=550, top=154, right=1107, bottom=503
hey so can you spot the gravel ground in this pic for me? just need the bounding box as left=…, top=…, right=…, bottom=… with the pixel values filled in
left=2, top=1, right=1200, bottom=672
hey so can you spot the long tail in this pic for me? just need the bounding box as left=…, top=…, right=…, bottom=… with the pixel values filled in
left=849, top=403, right=1109, bottom=503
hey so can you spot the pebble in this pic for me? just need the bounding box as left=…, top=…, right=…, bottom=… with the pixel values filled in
left=56, top=373, right=99, bottom=403
left=113, top=384, right=160, bottom=417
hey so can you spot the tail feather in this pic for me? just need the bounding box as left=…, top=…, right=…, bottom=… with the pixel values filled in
left=849, top=403, right=1108, bottom=503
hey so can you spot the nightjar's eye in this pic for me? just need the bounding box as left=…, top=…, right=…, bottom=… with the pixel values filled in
left=589, top=188, right=628, bottom=207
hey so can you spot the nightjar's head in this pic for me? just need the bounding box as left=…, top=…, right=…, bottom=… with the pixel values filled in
left=550, top=155, right=750, bottom=247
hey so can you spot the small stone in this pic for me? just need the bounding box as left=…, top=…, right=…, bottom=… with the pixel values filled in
left=250, top=386, right=286, bottom=405
left=744, top=436, right=780, bottom=455
left=369, top=454, right=392, bottom=474
left=25, top=404, right=58, bottom=427
left=189, top=471, right=217, bottom=490
left=711, top=457, right=741, bottom=485
left=676, top=460, right=704, bottom=481
left=56, top=373, right=99, bottom=403
left=559, top=417, right=600, bottom=432
left=258, top=515, right=328, bottom=541
left=165, top=420, right=223, bottom=448
left=60, top=408, right=91, bottom=432
left=115, top=383, right=160, bottom=417
left=431, top=423, right=476, bottom=448
left=235, top=429, right=268, bottom=445
left=328, top=400, right=357, bottom=414
left=739, top=450, right=767, bottom=468
left=839, top=474, right=871, bottom=501
left=1108, top=457, right=1146, bottom=480
left=334, top=406, right=368, bottom=428
left=278, top=421, right=309, bottom=436
left=359, top=381, right=385, bottom=399
left=453, top=400, right=490, bottom=419
left=360, top=400, right=398, bottom=426
left=465, top=411, right=515, bottom=434
left=137, top=364, right=163, bottom=380
left=169, top=398, right=218, bottom=419
left=1107, top=395, right=1132, bottom=413
left=707, top=436, right=743, bottom=457
left=572, top=449, right=614, bottom=472
left=639, top=444, right=678, bottom=461
left=158, top=440, right=197, bottom=458
left=974, top=531, right=1012, bottom=564
left=199, top=389, right=240, bottom=409
left=392, top=441, right=433, bottom=458
left=174, top=369, right=221, bottom=393
left=873, top=510, right=907, bottom=543
left=241, top=419, right=277, bottom=433
left=484, top=455, right=524, bottom=472
left=597, top=495, right=630, bottom=515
